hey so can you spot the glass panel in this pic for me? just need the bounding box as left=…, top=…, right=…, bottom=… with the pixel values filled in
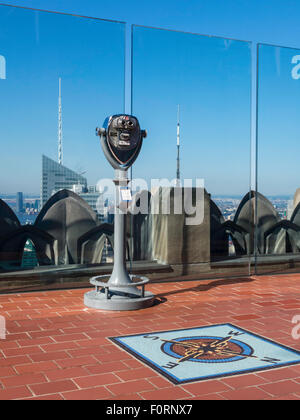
left=256, top=44, right=300, bottom=274
left=131, top=26, right=252, bottom=280
left=0, top=5, right=125, bottom=292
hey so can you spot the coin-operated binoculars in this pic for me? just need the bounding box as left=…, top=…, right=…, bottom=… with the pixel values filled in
left=84, top=115, right=155, bottom=310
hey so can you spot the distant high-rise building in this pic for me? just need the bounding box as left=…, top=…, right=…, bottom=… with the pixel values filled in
left=72, top=184, right=105, bottom=223
left=41, top=155, right=87, bottom=207
left=16, top=192, right=24, bottom=213
left=34, top=199, right=40, bottom=210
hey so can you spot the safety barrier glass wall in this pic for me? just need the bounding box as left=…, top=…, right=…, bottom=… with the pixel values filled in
left=0, top=5, right=125, bottom=292
left=131, top=25, right=253, bottom=281
left=255, top=44, right=300, bottom=275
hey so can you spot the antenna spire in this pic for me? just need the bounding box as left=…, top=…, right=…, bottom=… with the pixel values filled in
left=58, top=77, right=63, bottom=165
left=176, top=104, right=181, bottom=187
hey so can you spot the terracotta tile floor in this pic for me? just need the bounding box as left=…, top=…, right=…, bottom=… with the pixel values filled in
left=0, top=273, right=300, bottom=400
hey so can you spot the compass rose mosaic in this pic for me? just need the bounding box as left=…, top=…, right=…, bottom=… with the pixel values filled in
left=109, top=323, right=300, bottom=384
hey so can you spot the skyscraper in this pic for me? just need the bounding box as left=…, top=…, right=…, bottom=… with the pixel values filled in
left=74, top=185, right=106, bottom=223
left=41, top=155, right=88, bottom=207
left=16, top=192, right=24, bottom=213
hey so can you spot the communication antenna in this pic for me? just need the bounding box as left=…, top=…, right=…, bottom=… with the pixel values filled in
left=58, top=77, right=63, bottom=165
left=176, top=104, right=181, bottom=187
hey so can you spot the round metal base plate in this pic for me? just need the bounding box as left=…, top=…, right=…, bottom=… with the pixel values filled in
left=84, top=289, right=155, bottom=311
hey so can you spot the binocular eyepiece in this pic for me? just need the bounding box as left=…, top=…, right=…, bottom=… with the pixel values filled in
left=96, top=114, right=147, bottom=170
left=113, top=117, right=135, bottom=130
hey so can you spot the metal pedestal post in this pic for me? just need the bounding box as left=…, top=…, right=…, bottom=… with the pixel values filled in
left=84, top=170, right=155, bottom=311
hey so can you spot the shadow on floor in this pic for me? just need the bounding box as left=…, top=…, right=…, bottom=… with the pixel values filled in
left=155, top=277, right=254, bottom=300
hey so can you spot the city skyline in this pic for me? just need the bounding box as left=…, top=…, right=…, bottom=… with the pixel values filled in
left=1, top=190, right=294, bottom=229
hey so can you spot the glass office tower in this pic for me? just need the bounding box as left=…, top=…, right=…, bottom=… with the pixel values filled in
left=41, top=155, right=88, bottom=208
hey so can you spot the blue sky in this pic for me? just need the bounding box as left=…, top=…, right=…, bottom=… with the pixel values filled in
left=0, top=1, right=300, bottom=196
left=131, top=27, right=251, bottom=195
left=1, top=0, right=300, bottom=47
left=258, top=45, right=300, bottom=196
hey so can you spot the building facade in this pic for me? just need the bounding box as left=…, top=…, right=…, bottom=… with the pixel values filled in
left=72, top=184, right=106, bottom=223
left=41, top=155, right=87, bottom=208
left=41, top=155, right=106, bottom=222
left=16, top=192, right=24, bottom=213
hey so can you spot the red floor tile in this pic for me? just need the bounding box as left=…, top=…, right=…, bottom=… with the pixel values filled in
left=62, top=386, right=112, bottom=400
left=73, top=373, right=120, bottom=389
left=258, top=379, right=300, bottom=397
left=139, top=386, right=192, bottom=400
left=219, top=386, right=271, bottom=400
left=107, top=379, right=156, bottom=396
left=1, top=373, right=47, bottom=388
left=181, top=379, right=232, bottom=397
left=0, top=386, right=33, bottom=400
left=15, top=361, right=58, bottom=375
left=29, top=379, right=78, bottom=396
